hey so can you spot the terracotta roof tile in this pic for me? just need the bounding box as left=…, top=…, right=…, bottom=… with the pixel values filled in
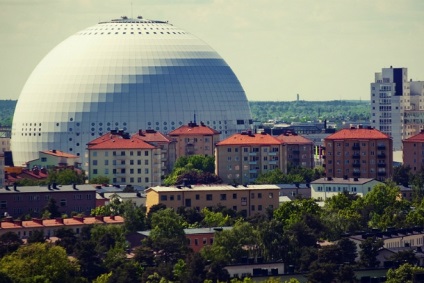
left=41, top=150, right=78, bottom=158
left=276, top=134, right=314, bottom=144
left=169, top=123, right=220, bottom=136
left=217, top=133, right=281, bottom=146
left=325, top=128, right=390, bottom=140
left=404, top=131, right=424, bottom=143
left=133, top=130, right=172, bottom=143
left=87, top=133, right=156, bottom=150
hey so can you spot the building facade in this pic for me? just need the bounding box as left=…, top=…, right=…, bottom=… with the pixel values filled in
left=169, top=122, right=220, bottom=160
left=276, top=133, right=314, bottom=172
left=324, top=126, right=393, bottom=181
left=403, top=130, right=424, bottom=174
left=145, top=184, right=280, bottom=217
left=371, top=67, right=424, bottom=150
left=215, top=132, right=283, bottom=184
left=133, top=129, right=176, bottom=176
left=0, top=184, right=97, bottom=218
left=0, top=153, right=4, bottom=188
left=310, top=177, right=382, bottom=201
left=87, top=130, right=162, bottom=188
left=27, top=150, right=80, bottom=170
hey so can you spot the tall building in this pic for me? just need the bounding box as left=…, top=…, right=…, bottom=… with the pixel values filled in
left=11, top=16, right=252, bottom=168
left=215, top=132, right=282, bottom=184
left=403, top=130, right=424, bottom=174
left=87, top=130, right=162, bottom=188
left=169, top=122, right=220, bottom=160
left=324, top=126, right=393, bottom=181
left=371, top=67, right=424, bottom=150
left=275, top=133, right=314, bottom=172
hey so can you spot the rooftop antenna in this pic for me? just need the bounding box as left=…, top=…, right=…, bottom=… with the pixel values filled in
left=193, top=111, right=196, bottom=124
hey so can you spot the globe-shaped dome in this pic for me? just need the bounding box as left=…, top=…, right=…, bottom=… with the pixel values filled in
left=11, top=17, right=252, bottom=167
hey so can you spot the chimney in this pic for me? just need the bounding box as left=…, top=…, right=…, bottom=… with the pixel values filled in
left=72, top=216, right=84, bottom=222
left=48, top=184, right=52, bottom=190
left=52, top=149, right=56, bottom=153
left=110, top=215, right=115, bottom=220
left=2, top=216, right=13, bottom=223
left=138, top=129, right=144, bottom=136
left=13, top=219, right=22, bottom=226
left=55, top=218, right=64, bottom=224
left=13, top=183, right=17, bottom=191
left=95, top=215, right=104, bottom=222
left=53, top=183, right=57, bottom=189
left=72, top=183, right=77, bottom=190
left=32, top=218, right=43, bottom=225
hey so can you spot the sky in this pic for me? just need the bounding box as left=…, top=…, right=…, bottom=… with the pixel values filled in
left=0, top=0, right=423, bottom=102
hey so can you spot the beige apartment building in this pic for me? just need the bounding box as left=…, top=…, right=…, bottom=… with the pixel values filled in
left=145, top=184, right=280, bottom=217
left=133, top=129, right=176, bottom=177
left=169, top=122, right=220, bottom=160
left=324, top=126, right=393, bottom=181
left=276, top=133, right=314, bottom=172
left=87, top=130, right=162, bottom=188
left=215, top=132, right=283, bottom=184
left=27, top=150, right=80, bottom=170
left=403, top=129, right=424, bottom=174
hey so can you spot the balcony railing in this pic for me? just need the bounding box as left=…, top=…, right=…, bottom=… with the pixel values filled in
left=353, top=172, right=361, bottom=176
left=378, top=163, right=386, bottom=168
left=378, top=171, right=386, bottom=176
left=377, top=145, right=386, bottom=150
left=352, top=145, right=360, bottom=150
left=377, top=153, right=386, bottom=158
left=352, top=163, right=360, bottom=168
left=352, top=155, right=360, bottom=159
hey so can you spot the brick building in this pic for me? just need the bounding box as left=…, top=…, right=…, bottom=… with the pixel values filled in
left=403, top=130, right=424, bottom=174
left=324, top=126, right=393, bottom=181
left=276, top=133, right=314, bottom=172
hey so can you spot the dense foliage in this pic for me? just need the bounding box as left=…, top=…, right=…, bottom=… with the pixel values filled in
left=0, top=100, right=16, bottom=127
left=249, top=100, right=370, bottom=124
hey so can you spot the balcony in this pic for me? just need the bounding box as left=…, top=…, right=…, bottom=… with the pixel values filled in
left=269, top=161, right=277, bottom=165
left=268, top=152, right=277, bottom=156
left=292, top=150, right=300, bottom=154
left=377, top=145, right=386, bottom=150
left=249, top=161, right=257, bottom=165
left=377, top=153, right=386, bottom=158
left=352, top=155, right=360, bottom=159
left=249, top=169, right=258, bottom=173
left=249, top=152, right=258, bottom=156
left=378, top=171, right=386, bottom=176
left=352, top=145, right=360, bottom=150
left=353, top=172, right=361, bottom=177
left=352, top=163, right=360, bottom=168
left=378, top=163, right=386, bottom=168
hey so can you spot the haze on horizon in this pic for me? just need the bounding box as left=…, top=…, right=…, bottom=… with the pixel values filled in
left=0, top=0, right=423, bottom=102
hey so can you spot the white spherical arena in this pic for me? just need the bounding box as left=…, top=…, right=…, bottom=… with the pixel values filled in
left=11, top=17, right=252, bottom=167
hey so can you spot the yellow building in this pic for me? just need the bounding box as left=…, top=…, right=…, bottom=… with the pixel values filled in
left=145, top=184, right=280, bottom=217
left=87, top=130, right=162, bottom=188
left=169, top=122, right=220, bottom=160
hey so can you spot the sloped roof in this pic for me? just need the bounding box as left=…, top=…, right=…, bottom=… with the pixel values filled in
left=325, top=128, right=390, bottom=140
left=87, top=132, right=156, bottom=150
left=216, top=132, right=281, bottom=146
left=403, top=131, right=424, bottom=143
left=276, top=134, right=314, bottom=144
left=169, top=122, right=220, bottom=136
left=133, top=130, right=172, bottom=143
left=41, top=150, right=78, bottom=158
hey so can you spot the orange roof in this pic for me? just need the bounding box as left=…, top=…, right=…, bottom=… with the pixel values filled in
left=217, top=132, right=281, bottom=146
left=404, top=131, right=424, bottom=143
left=87, top=132, right=156, bottom=150
left=325, top=128, right=390, bottom=140
left=276, top=134, right=313, bottom=144
left=134, top=130, right=172, bottom=143
left=41, top=150, right=78, bottom=158
left=169, top=122, right=220, bottom=136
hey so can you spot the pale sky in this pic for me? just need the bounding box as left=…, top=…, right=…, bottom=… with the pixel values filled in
left=1, top=0, right=423, bottom=101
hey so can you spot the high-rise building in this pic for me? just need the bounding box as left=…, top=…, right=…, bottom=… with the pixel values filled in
left=371, top=67, right=424, bottom=150
left=11, top=16, right=252, bottom=168
left=323, top=126, right=393, bottom=181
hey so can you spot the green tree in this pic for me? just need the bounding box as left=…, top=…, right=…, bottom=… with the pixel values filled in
left=274, top=198, right=322, bottom=227
left=359, top=236, right=384, bottom=268
left=201, top=208, right=231, bottom=227
left=386, top=263, right=424, bottom=283
left=0, top=243, right=82, bottom=282
left=27, top=230, right=46, bottom=244
left=0, top=232, right=23, bottom=258
left=90, top=176, right=110, bottom=184
left=392, top=164, right=411, bottom=187
left=42, top=197, right=62, bottom=218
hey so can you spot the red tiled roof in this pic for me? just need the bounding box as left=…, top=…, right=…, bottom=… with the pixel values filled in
left=133, top=130, right=172, bottom=143
left=404, top=131, right=424, bottom=143
left=41, top=150, right=78, bottom=158
left=169, top=123, right=220, bottom=136
left=276, top=134, right=313, bottom=144
left=87, top=133, right=156, bottom=150
left=325, top=128, right=390, bottom=140
left=217, top=133, right=281, bottom=146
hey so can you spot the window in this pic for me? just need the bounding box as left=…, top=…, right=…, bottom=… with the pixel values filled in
left=0, top=201, right=7, bottom=209
left=232, top=193, right=237, bottom=199
left=145, top=160, right=149, bottom=165
left=130, top=169, right=134, bottom=174
left=220, top=194, right=227, bottom=201
left=268, top=193, right=274, bottom=199
left=60, top=199, right=67, bottom=207
left=93, top=169, right=98, bottom=174
left=137, top=151, right=141, bottom=156
left=258, top=193, right=262, bottom=199
left=130, top=160, right=134, bottom=165
left=93, top=151, right=97, bottom=156
left=104, top=160, right=109, bottom=165
left=145, top=151, right=149, bottom=156
left=251, top=205, right=255, bottom=211
left=138, top=169, right=142, bottom=174
left=258, top=205, right=263, bottom=211
left=206, top=194, right=213, bottom=201
left=121, top=151, right=125, bottom=156
left=160, top=195, right=167, bottom=201
left=251, top=193, right=255, bottom=199
left=241, top=197, right=247, bottom=206
left=92, top=160, right=98, bottom=165
left=227, top=148, right=232, bottom=152
left=145, top=177, right=149, bottom=183
left=196, top=194, right=200, bottom=200
left=145, top=168, right=149, bottom=174
left=137, top=160, right=141, bottom=165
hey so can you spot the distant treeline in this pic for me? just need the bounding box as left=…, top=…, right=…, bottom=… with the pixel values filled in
left=249, top=100, right=370, bottom=124
left=0, top=99, right=370, bottom=127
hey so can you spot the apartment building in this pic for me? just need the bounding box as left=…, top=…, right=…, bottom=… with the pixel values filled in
left=324, top=126, right=393, bottom=181
left=27, top=149, right=80, bottom=170
left=310, top=177, right=381, bottom=201
left=215, top=132, right=283, bottom=184
left=133, top=129, right=177, bottom=176
left=371, top=67, right=424, bottom=150
left=0, top=184, right=96, bottom=218
left=87, top=130, right=162, bottom=188
left=145, top=184, right=280, bottom=217
left=276, top=133, right=314, bottom=172
left=0, top=153, right=3, bottom=188
left=169, top=122, right=220, bottom=160
left=403, top=130, right=424, bottom=174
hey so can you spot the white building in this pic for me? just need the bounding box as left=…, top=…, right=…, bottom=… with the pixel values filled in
left=371, top=67, right=424, bottom=150
left=11, top=16, right=252, bottom=168
left=310, top=177, right=382, bottom=201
